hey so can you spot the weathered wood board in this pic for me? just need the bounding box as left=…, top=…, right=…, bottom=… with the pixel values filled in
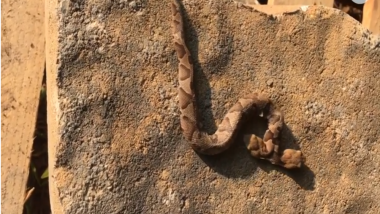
left=1, top=0, right=45, bottom=213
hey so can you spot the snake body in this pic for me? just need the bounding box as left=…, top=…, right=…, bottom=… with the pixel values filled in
left=171, top=0, right=305, bottom=169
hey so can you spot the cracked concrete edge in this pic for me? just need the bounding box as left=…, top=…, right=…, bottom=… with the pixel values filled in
left=45, top=0, right=65, bottom=213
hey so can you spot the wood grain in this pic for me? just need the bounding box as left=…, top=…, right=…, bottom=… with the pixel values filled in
left=267, top=0, right=334, bottom=7
left=362, top=0, right=380, bottom=35
left=1, top=0, right=45, bottom=213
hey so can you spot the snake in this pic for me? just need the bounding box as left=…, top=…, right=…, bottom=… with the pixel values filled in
left=171, top=0, right=305, bottom=169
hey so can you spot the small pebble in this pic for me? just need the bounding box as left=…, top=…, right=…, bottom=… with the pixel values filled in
left=266, top=79, right=274, bottom=87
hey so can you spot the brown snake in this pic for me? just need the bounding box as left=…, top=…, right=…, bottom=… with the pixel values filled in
left=171, top=0, right=305, bottom=169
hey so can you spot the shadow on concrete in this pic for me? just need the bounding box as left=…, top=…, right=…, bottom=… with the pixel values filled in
left=176, top=0, right=315, bottom=191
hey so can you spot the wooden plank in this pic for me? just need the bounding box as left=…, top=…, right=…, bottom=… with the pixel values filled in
left=267, top=0, right=334, bottom=7
left=241, top=4, right=308, bottom=14
left=1, top=0, right=45, bottom=213
left=362, top=0, right=380, bottom=35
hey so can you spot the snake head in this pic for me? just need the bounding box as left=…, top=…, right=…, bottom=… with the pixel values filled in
left=280, top=149, right=306, bottom=169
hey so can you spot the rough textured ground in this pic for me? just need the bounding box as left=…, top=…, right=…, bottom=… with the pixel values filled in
left=46, top=0, right=380, bottom=213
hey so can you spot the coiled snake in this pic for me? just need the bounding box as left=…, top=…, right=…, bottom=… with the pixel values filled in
left=171, top=0, right=305, bottom=169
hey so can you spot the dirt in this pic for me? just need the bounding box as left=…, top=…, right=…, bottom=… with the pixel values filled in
left=45, top=0, right=380, bottom=213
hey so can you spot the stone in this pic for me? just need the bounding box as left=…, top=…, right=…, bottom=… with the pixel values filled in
left=46, top=0, right=380, bottom=213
